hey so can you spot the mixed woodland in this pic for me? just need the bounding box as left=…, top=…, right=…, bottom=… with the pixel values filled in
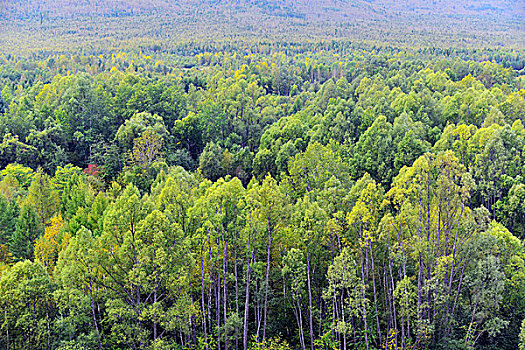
left=0, top=44, right=524, bottom=350
left=1, top=2, right=525, bottom=348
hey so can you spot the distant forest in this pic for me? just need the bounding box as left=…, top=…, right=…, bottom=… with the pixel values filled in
left=1, top=0, right=524, bottom=55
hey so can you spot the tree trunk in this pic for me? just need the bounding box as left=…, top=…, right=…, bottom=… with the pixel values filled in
left=200, top=230, right=208, bottom=350
left=369, top=243, right=381, bottom=346
left=222, top=232, right=228, bottom=350
left=262, top=215, right=272, bottom=341
left=234, top=209, right=240, bottom=350
left=243, top=240, right=255, bottom=350
left=88, top=276, right=103, bottom=350
left=359, top=247, right=370, bottom=350
left=306, top=234, right=315, bottom=350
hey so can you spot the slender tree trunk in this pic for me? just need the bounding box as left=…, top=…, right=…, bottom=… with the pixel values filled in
left=215, top=235, right=221, bottom=350
left=200, top=230, right=208, bottom=350
left=359, top=247, right=370, bottom=350
left=388, top=253, right=399, bottom=350
left=5, top=309, right=9, bottom=350
left=340, top=293, right=346, bottom=350
left=369, top=243, right=381, bottom=346
left=306, top=234, right=315, bottom=350
left=243, top=239, right=255, bottom=350
left=256, top=279, right=262, bottom=340
left=297, top=299, right=306, bottom=350
left=234, top=209, right=240, bottom=350
left=88, top=276, right=103, bottom=350
left=394, top=220, right=408, bottom=348
left=222, top=232, right=228, bottom=350
left=262, top=215, right=272, bottom=341
left=189, top=278, right=197, bottom=348
left=153, top=260, right=158, bottom=342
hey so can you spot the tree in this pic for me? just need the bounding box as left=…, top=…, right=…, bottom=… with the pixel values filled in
left=350, top=115, right=396, bottom=185
left=58, top=171, right=93, bottom=220
left=496, top=182, right=525, bottom=239
left=0, top=163, right=34, bottom=188
left=288, top=142, right=349, bottom=198
left=34, top=215, right=67, bottom=274
left=124, top=128, right=167, bottom=193
left=458, top=222, right=520, bottom=347
left=115, top=112, right=167, bottom=151
left=0, top=134, right=40, bottom=169
left=323, top=247, right=360, bottom=350
left=199, top=141, right=226, bottom=181
left=10, top=202, right=43, bottom=260
left=133, top=209, right=194, bottom=346
left=0, top=260, right=56, bottom=349
left=253, top=148, right=277, bottom=179
left=472, top=125, right=524, bottom=214
left=26, top=168, right=58, bottom=226
left=171, top=111, right=206, bottom=160
left=129, top=128, right=164, bottom=170
left=394, top=130, right=428, bottom=173
left=347, top=175, right=384, bottom=349
left=282, top=248, right=307, bottom=350
left=0, top=193, right=18, bottom=246
left=98, top=183, right=195, bottom=348
left=386, top=150, right=475, bottom=346
left=54, top=227, right=104, bottom=350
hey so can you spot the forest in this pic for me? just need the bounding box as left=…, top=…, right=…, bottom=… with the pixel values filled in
left=0, top=43, right=524, bottom=350
left=1, top=0, right=525, bottom=349
left=1, top=0, right=524, bottom=55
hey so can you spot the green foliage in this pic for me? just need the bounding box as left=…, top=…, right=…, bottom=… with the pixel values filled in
left=10, top=202, right=43, bottom=260
left=199, top=142, right=228, bottom=182
left=0, top=37, right=524, bottom=350
left=0, top=260, right=57, bottom=350
left=250, top=336, right=292, bottom=350
left=27, top=168, right=59, bottom=225
left=0, top=163, right=34, bottom=188
left=0, top=193, right=18, bottom=245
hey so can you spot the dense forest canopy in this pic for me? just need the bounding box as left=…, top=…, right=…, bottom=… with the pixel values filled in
left=1, top=1, right=525, bottom=350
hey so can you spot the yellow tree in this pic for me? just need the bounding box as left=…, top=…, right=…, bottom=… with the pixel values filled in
left=34, top=214, right=67, bottom=274
left=129, top=129, right=164, bottom=170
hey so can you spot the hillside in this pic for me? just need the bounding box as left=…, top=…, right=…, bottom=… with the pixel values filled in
left=0, top=0, right=523, bottom=54
left=2, top=0, right=522, bottom=21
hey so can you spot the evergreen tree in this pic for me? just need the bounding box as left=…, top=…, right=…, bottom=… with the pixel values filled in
left=10, top=203, right=43, bottom=260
